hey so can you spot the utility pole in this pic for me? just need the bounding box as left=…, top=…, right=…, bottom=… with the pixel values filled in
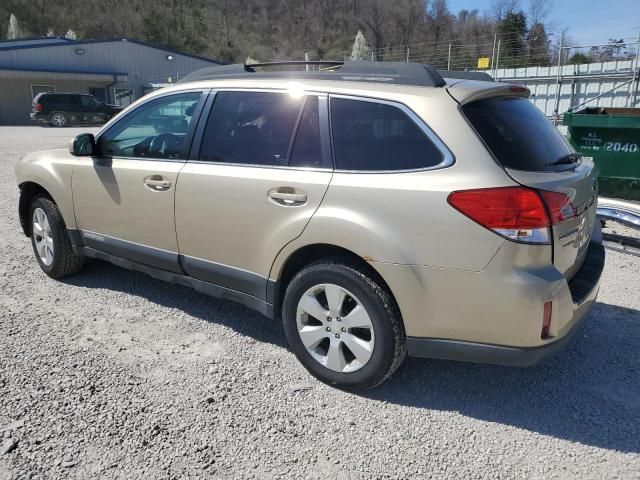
left=447, top=43, right=452, bottom=70
left=305, top=52, right=309, bottom=71
left=495, top=39, right=501, bottom=77
left=553, top=41, right=564, bottom=122
left=490, top=33, right=497, bottom=73
left=628, top=29, right=640, bottom=107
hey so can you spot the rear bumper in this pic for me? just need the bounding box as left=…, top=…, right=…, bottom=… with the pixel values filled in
left=30, top=113, right=48, bottom=124
left=405, top=242, right=604, bottom=366
left=406, top=310, right=588, bottom=366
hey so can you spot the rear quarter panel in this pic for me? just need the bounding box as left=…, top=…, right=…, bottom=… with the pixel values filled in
left=271, top=90, right=516, bottom=277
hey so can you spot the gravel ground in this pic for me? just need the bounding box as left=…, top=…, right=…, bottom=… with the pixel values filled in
left=1, top=126, right=640, bottom=480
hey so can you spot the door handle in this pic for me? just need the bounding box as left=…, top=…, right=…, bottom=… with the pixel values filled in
left=267, top=188, right=307, bottom=206
left=144, top=176, right=172, bottom=191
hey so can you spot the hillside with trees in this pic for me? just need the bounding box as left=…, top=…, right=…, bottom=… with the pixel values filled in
left=0, top=0, right=621, bottom=67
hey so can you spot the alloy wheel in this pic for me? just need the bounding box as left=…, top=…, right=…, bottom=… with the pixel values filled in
left=51, top=114, right=66, bottom=127
left=296, top=283, right=375, bottom=373
left=32, top=207, right=54, bottom=266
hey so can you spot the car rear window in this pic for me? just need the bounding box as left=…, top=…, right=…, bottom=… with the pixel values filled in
left=462, top=97, right=575, bottom=172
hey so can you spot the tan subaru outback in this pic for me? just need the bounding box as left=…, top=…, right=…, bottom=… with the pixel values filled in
left=15, top=61, right=604, bottom=389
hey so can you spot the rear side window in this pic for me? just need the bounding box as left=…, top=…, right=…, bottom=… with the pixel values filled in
left=200, top=92, right=308, bottom=167
left=66, top=95, right=81, bottom=106
left=41, top=95, right=61, bottom=105
left=330, top=98, right=444, bottom=171
left=462, top=97, right=574, bottom=172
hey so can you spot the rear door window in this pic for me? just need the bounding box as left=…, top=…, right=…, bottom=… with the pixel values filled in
left=200, top=91, right=306, bottom=167
left=330, top=97, right=444, bottom=171
left=462, top=96, right=575, bottom=172
left=65, top=95, right=81, bottom=106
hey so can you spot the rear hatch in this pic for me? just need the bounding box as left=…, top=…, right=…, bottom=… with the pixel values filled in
left=452, top=85, right=598, bottom=280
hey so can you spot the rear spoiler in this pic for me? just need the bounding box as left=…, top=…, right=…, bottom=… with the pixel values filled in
left=447, top=81, right=530, bottom=105
left=438, top=70, right=494, bottom=82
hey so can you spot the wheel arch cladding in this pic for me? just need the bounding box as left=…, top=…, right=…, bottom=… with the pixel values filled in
left=270, top=243, right=401, bottom=320
left=19, top=182, right=54, bottom=236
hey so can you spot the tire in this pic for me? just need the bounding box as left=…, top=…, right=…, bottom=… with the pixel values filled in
left=29, top=195, right=84, bottom=279
left=282, top=259, right=406, bottom=390
left=49, top=112, right=68, bottom=127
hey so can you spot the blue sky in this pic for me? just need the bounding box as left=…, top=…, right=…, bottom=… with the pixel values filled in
left=447, top=0, right=640, bottom=45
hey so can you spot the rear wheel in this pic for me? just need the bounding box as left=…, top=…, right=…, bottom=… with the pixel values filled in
left=282, top=260, right=406, bottom=389
left=49, top=112, right=68, bottom=127
left=29, top=196, right=84, bottom=278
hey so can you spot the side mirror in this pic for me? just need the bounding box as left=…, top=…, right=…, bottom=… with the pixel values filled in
left=69, top=133, right=96, bottom=156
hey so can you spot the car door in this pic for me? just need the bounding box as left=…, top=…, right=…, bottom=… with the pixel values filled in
left=72, top=90, right=207, bottom=273
left=175, top=90, right=333, bottom=300
left=80, top=95, right=105, bottom=124
left=64, top=94, right=83, bottom=123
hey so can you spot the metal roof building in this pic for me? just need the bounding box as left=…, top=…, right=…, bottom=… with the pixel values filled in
left=0, top=37, right=223, bottom=125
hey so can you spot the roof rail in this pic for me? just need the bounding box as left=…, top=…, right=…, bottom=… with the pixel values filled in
left=179, top=61, right=447, bottom=88
left=438, top=70, right=494, bottom=82
left=246, top=61, right=344, bottom=70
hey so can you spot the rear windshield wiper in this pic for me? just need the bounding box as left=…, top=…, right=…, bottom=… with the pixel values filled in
left=547, top=153, right=582, bottom=167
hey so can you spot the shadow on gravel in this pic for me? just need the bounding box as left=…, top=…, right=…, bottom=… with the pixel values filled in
left=64, top=264, right=640, bottom=453
left=62, top=261, right=288, bottom=349
left=366, top=301, right=640, bottom=454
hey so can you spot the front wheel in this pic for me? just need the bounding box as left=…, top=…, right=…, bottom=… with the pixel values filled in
left=282, top=260, right=406, bottom=390
left=29, top=196, right=84, bottom=279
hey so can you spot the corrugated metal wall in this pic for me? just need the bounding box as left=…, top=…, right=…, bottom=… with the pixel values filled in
left=0, top=40, right=221, bottom=124
left=0, top=40, right=218, bottom=97
left=494, top=59, right=637, bottom=117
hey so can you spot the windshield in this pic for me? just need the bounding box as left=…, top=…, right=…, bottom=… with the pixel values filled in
left=462, top=96, right=576, bottom=172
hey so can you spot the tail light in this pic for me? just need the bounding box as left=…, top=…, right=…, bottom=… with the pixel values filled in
left=34, top=103, right=43, bottom=112
left=447, top=186, right=575, bottom=244
left=542, top=301, right=552, bottom=338
left=538, top=190, right=576, bottom=223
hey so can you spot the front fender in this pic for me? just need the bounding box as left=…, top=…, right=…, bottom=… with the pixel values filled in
left=15, top=149, right=78, bottom=230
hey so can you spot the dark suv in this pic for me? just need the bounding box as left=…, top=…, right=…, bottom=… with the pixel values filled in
left=31, top=93, right=123, bottom=127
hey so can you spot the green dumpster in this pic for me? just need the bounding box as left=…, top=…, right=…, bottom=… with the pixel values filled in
left=563, top=107, right=640, bottom=200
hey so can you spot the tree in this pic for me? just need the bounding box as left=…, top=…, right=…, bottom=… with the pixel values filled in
left=425, top=0, right=453, bottom=48
left=528, top=0, right=552, bottom=25
left=0, top=0, right=556, bottom=68
left=497, top=10, right=527, bottom=66
left=7, top=13, right=22, bottom=39
left=491, top=0, right=519, bottom=21
left=527, top=22, right=550, bottom=65
left=360, top=0, right=387, bottom=59
left=569, top=52, right=591, bottom=64
left=552, top=27, right=573, bottom=64
left=588, top=39, right=629, bottom=62
left=350, top=30, right=371, bottom=60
